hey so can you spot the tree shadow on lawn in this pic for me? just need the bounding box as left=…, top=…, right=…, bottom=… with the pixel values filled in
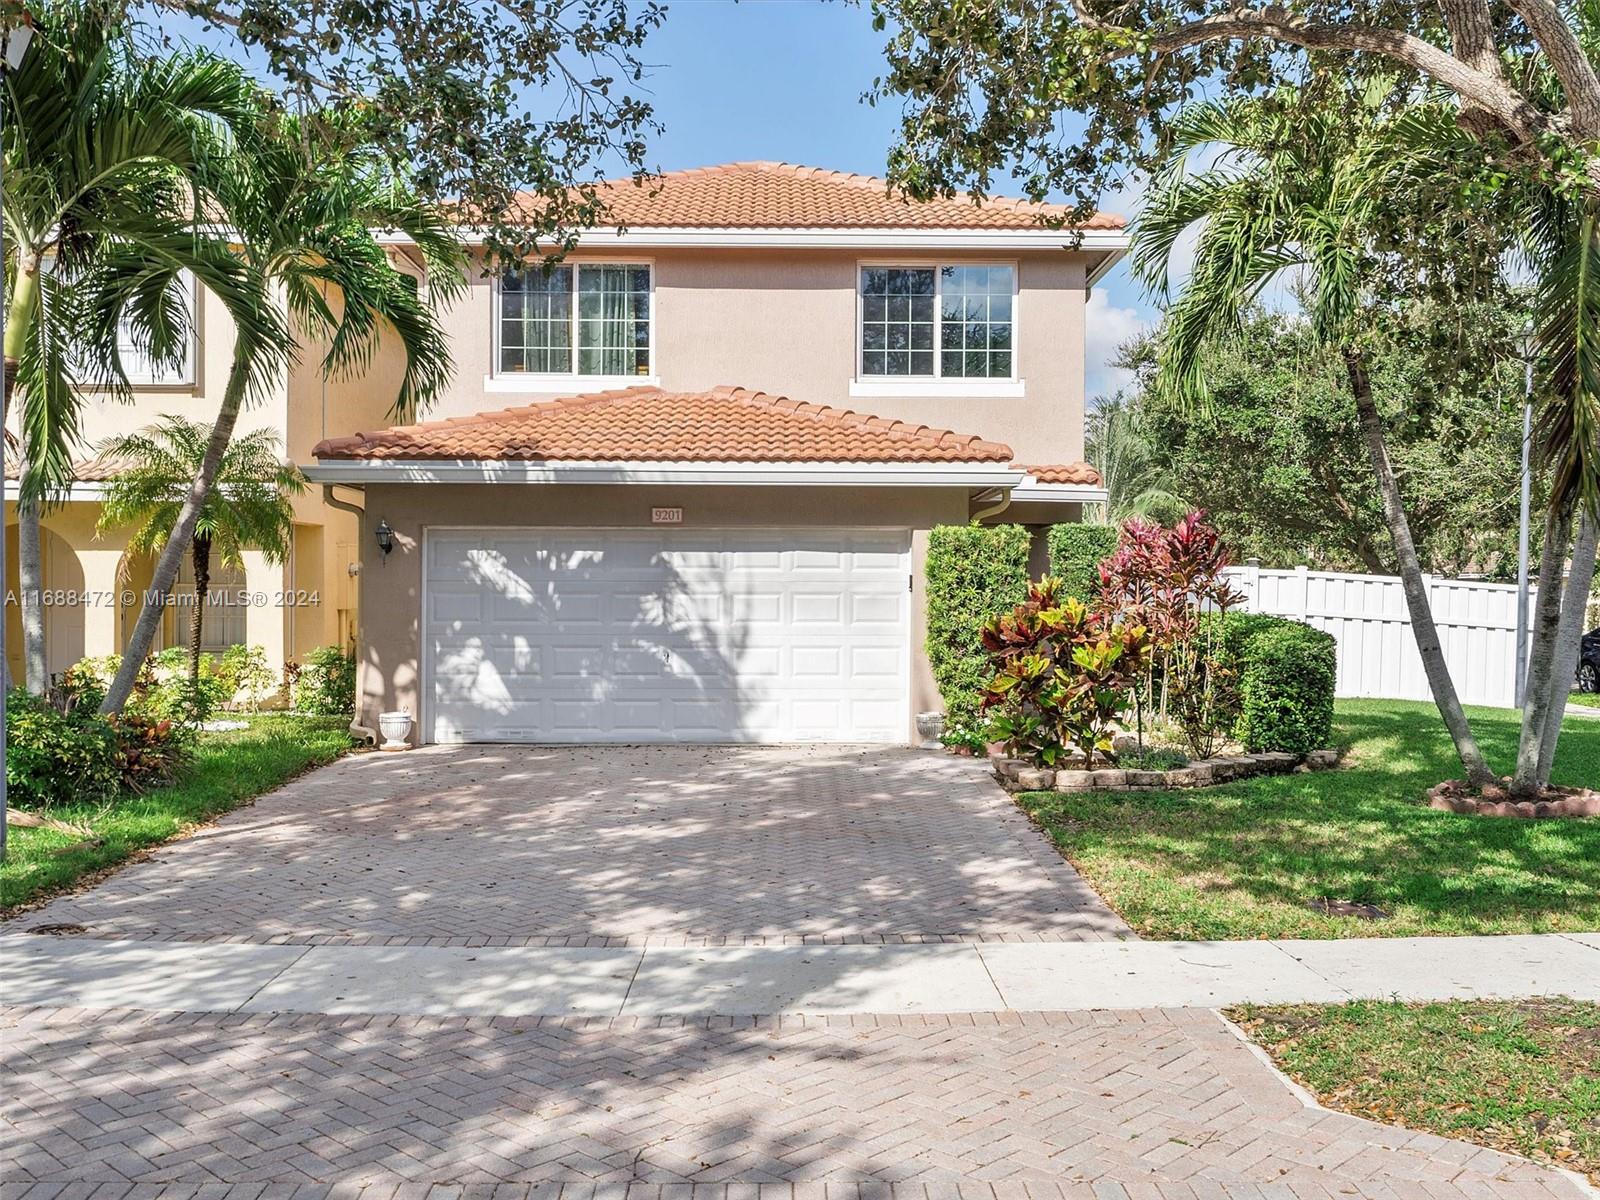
left=1020, top=700, right=1600, bottom=937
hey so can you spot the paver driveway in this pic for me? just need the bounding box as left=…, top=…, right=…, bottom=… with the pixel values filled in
left=4, top=1006, right=1585, bottom=1197
left=3, top=746, right=1590, bottom=1198
left=6, top=744, right=1130, bottom=945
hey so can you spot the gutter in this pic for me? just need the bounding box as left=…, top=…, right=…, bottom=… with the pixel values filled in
left=301, top=460, right=1027, bottom=489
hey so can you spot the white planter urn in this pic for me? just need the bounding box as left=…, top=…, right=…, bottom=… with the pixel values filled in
left=914, top=710, right=945, bottom=750
left=378, top=710, right=414, bottom=752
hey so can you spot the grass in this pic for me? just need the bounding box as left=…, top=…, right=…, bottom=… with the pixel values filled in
left=2, top=713, right=353, bottom=914
left=1231, top=999, right=1600, bottom=1185
left=1017, top=699, right=1600, bottom=939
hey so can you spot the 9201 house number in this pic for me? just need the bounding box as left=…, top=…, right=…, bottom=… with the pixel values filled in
left=651, top=507, right=684, bottom=524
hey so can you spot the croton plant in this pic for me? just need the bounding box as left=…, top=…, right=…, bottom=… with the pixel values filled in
left=979, top=576, right=1152, bottom=770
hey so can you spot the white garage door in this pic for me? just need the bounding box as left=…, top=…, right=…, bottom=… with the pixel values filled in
left=424, top=527, right=911, bottom=743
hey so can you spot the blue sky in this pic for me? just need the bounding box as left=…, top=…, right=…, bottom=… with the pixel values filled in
left=639, top=1, right=1151, bottom=399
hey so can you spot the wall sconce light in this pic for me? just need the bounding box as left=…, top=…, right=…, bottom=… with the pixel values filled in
left=374, top=519, right=395, bottom=560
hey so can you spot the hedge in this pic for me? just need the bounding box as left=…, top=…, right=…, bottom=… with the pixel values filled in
left=1203, top=611, right=1337, bottom=754
left=925, top=524, right=1032, bottom=740
left=1048, top=523, right=1120, bottom=602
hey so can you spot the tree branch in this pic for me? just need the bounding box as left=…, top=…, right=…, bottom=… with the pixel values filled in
left=1129, top=7, right=1549, bottom=146
left=1504, top=0, right=1600, bottom=140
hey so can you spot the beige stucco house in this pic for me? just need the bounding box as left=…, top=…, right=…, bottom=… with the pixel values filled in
left=8, top=160, right=1124, bottom=744
left=308, top=163, right=1124, bottom=745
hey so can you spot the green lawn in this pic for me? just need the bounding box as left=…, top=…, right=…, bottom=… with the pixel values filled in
left=2, top=713, right=353, bottom=913
left=1231, top=999, right=1600, bottom=1185
left=1017, top=699, right=1600, bottom=939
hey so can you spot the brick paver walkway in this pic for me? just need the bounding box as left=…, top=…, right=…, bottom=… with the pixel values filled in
left=6, top=746, right=1128, bottom=945
left=3, top=1006, right=1583, bottom=1198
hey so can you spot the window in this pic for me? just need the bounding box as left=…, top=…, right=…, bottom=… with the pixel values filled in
left=498, top=263, right=651, bottom=378
left=859, top=264, right=1015, bottom=380
left=116, top=271, right=196, bottom=385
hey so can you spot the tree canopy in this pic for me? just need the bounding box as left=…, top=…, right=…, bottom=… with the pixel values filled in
left=1108, top=303, right=1530, bottom=578
left=13, top=0, right=667, bottom=261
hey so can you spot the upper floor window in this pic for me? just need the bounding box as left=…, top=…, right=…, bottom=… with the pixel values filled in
left=498, top=262, right=651, bottom=378
left=859, top=264, right=1014, bottom=380
left=117, top=271, right=195, bottom=386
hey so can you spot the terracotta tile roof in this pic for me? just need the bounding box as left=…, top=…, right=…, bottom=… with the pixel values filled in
left=1014, top=462, right=1103, bottom=486
left=3, top=452, right=138, bottom=483
left=313, top=386, right=1016, bottom=465
left=509, top=162, right=1125, bottom=232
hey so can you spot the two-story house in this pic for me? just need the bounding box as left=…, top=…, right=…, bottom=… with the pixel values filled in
left=305, top=162, right=1125, bottom=745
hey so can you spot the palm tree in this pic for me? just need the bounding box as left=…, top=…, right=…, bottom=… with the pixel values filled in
left=2, top=5, right=282, bottom=691
left=98, top=418, right=304, bottom=684
left=1131, top=85, right=1500, bottom=788
left=99, top=109, right=465, bottom=715
left=1085, top=393, right=1188, bottom=525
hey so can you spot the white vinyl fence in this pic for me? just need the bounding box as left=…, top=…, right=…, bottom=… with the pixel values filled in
left=1224, top=564, right=1522, bottom=709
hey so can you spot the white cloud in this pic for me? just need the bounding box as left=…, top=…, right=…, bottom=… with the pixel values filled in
left=1084, top=290, right=1150, bottom=400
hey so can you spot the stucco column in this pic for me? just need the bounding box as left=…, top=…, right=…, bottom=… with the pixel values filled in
left=241, top=550, right=288, bottom=669
left=76, top=544, right=125, bottom=660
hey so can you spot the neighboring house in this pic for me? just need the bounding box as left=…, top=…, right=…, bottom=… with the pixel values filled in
left=1, top=261, right=388, bottom=682
left=306, top=162, right=1124, bottom=744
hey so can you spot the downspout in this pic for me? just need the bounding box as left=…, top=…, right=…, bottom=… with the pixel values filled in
left=970, top=486, right=1015, bottom=524
left=321, top=483, right=377, bottom=746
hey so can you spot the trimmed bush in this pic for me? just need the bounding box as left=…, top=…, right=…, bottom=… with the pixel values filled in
left=1202, top=612, right=1336, bottom=754
left=292, top=644, right=357, bottom=716
left=925, top=524, right=1032, bottom=745
left=1048, top=523, right=1120, bottom=602
left=1236, top=623, right=1337, bottom=754
left=5, top=688, right=121, bottom=807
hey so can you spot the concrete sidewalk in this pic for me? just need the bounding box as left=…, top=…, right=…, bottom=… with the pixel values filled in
left=6, top=930, right=1598, bottom=1017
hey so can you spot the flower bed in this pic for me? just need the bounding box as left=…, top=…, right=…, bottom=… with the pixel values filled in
left=994, top=747, right=1341, bottom=793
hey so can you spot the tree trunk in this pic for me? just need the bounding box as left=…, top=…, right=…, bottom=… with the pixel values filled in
left=1513, top=498, right=1576, bottom=796
left=101, top=350, right=251, bottom=715
left=16, top=494, right=45, bottom=694
left=14, top=431, right=47, bottom=694
left=188, top=535, right=211, bottom=684
left=1533, top=508, right=1598, bottom=787
left=1343, top=345, right=1496, bottom=787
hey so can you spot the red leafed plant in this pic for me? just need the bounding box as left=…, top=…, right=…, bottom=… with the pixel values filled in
left=1096, top=510, right=1244, bottom=758
left=979, top=576, right=1151, bottom=769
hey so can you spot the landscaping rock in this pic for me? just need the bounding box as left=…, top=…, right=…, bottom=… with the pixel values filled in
left=1127, top=770, right=1167, bottom=789
left=995, top=758, right=1026, bottom=781
left=1052, top=770, right=1094, bottom=791
left=1015, top=768, right=1056, bottom=791
left=1089, top=769, right=1130, bottom=788
left=1305, top=749, right=1341, bottom=770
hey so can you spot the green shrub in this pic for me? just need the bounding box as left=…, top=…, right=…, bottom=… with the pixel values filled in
left=5, top=688, right=120, bottom=807
left=108, top=711, right=195, bottom=793
left=1048, top=523, right=1120, bottom=602
left=1202, top=612, right=1337, bottom=754
left=214, top=644, right=277, bottom=711
left=292, top=644, right=357, bottom=716
left=925, top=524, right=1032, bottom=745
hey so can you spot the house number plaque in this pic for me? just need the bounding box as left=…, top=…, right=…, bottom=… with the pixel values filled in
left=651, top=507, right=684, bottom=524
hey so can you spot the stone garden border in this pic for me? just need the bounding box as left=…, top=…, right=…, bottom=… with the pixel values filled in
left=993, top=748, right=1343, bottom=793
left=1426, top=780, right=1600, bottom=818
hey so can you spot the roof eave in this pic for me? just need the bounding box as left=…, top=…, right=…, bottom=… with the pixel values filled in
left=301, top=459, right=1027, bottom=488
left=373, top=226, right=1130, bottom=251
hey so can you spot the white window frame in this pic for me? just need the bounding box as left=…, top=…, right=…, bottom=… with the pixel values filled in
left=93, top=268, right=199, bottom=389
left=486, top=259, right=659, bottom=393
left=851, top=259, right=1024, bottom=399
